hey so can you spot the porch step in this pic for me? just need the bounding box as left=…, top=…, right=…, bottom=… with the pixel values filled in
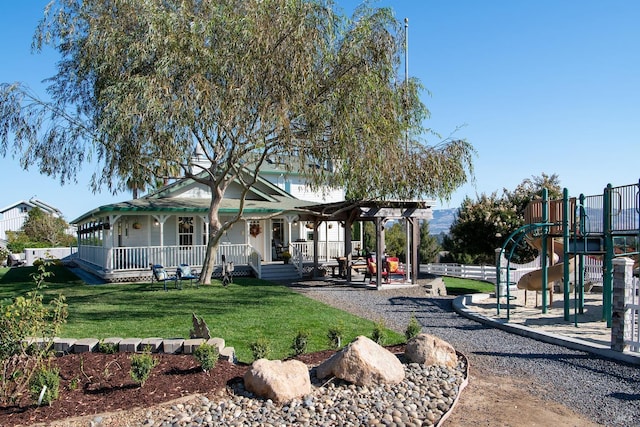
left=260, top=263, right=301, bottom=282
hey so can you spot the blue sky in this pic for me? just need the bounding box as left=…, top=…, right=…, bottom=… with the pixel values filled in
left=1, top=1, right=639, bottom=221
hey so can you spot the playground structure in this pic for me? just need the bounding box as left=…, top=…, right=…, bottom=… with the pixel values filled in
left=496, top=180, right=640, bottom=327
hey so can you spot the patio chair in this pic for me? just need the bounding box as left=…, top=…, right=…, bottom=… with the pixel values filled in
left=385, top=257, right=406, bottom=282
left=363, top=257, right=388, bottom=283
left=177, top=264, right=199, bottom=288
left=151, top=264, right=177, bottom=291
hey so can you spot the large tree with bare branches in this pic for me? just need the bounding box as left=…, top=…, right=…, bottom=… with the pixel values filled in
left=0, top=0, right=474, bottom=284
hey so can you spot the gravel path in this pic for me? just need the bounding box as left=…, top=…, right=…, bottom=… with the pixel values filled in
left=289, top=278, right=640, bottom=427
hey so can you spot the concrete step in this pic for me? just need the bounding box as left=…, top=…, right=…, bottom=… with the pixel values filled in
left=260, top=264, right=300, bottom=281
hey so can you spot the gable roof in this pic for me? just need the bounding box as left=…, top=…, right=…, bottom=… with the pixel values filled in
left=0, top=198, right=63, bottom=216
left=71, top=169, right=313, bottom=224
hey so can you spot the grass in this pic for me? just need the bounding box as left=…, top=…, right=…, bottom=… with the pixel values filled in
left=0, top=266, right=404, bottom=363
left=443, top=276, right=495, bottom=295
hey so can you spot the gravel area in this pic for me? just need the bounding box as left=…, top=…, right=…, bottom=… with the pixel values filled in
left=288, top=275, right=640, bottom=427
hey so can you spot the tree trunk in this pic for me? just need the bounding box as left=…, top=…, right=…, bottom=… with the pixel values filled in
left=200, top=195, right=223, bottom=285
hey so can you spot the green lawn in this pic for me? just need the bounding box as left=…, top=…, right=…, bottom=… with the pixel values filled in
left=0, top=266, right=404, bottom=363
left=442, top=276, right=495, bottom=295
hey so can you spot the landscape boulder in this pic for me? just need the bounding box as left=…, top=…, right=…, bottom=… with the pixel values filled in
left=244, top=359, right=311, bottom=402
left=405, top=333, right=458, bottom=368
left=316, top=335, right=405, bottom=386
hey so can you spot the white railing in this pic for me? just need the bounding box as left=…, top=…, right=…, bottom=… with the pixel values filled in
left=290, top=241, right=356, bottom=262
left=78, top=245, right=108, bottom=269
left=77, top=244, right=252, bottom=272
left=248, top=248, right=262, bottom=278
left=422, top=263, right=498, bottom=283
left=289, top=243, right=304, bottom=277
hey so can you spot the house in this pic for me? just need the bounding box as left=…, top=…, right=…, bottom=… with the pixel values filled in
left=0, top=198, right=66, bottom=242
left=71, top=160, right=434, bottom=285
left=71, top=161, right=354, bottom=282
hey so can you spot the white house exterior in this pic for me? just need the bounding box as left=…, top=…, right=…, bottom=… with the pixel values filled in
left=71, top=165, right=355, bottom=282
left=0, top=198, right=66, bottom=241
left=70, top=157, right=434, bottom=285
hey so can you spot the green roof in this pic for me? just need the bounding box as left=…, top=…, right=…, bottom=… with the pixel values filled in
left=72, top=196, right=317, bottom=223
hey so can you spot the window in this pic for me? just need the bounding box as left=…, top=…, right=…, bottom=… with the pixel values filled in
left=178, top=217, right=194, bottom=246
left=20, top=206, right=28, bottom=213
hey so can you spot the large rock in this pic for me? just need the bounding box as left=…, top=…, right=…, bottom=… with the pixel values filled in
left=405, top=333, right=458, bottom=368
left=316, top=335, right=405, bottom=386
left=244, top=359, right=311, bottom=402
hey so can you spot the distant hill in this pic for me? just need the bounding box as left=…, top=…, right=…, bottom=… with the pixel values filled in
left=428, top=208, right=458, bottom=235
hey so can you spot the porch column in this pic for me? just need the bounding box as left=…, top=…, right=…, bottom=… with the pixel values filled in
left=411, top=217, right=420, bottom=284
left=313, top=219, right=320, bottom=278
left=345, top=220, right=353, bottom=282
left=285, top=215, right=298, bottom=251
left=375, top=217, right=384, bottom=289
left=325, top=221, right=329, bottom=261
left=153, top=215, right=170, bottom=266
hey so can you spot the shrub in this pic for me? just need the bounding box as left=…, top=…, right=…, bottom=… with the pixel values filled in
left=405, top=314, right=422, bottom=341
left=327, top=321, right=345, bottom=350
left=29, top=365, right=60, bottom=406
left=0, top=261, right=67, bottom=405
left=249, top=337, right=271, bottom=361
left=68, top=377, right=80, bottom=391
left=129, top=347, right=158, bottom=386
left=371, top=318, right=387, bottom=345
left=193, top=343, right=219, bottom=372
left=98, top=340, right=119, bottom=354
left=291, top=329, right=310, bottom=356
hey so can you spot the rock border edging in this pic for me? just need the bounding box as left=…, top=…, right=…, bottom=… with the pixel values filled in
left=27, top=336, right=236, bottom=363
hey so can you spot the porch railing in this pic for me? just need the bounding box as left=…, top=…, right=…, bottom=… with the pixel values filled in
left=290, top=241, right=361, bottom=262
left=78, top=240, right=361, bottom=274
left=78, top=244, right=252, bottom=272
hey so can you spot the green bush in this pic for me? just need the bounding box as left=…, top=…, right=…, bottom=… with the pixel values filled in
left=371, top=318, right=387, bottom=345
left=193, top=343, right=219, bottom=372
left=405, top=314, right=422, bottom=341
left=129, top=347, right=158, bottom=386
left=0, top=261, right=67, bottom=405
left=29, top=365, right=60, bottom=406
left=98, top=340, right=119, bottom=354
left=327, top=321, right=345, bottom=350
left=249, top=337, right=271, bottom=361
left=291, top=329, right=310, bottom=356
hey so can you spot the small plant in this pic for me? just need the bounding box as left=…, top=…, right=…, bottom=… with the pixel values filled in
left=29, top=365, right=60, bottom=406
left=291, top=329, right=310, bottom=356
left=327, top=321, right=345, bottom=349
left=249, top=337, right=271, bottom=360
left=68, top=377, right=80, bottom=391
left=405, top=314, right=422, bottom=341
left=282, top=251, right=292, bottom=263
left=193, top=343, right=219, bottom=372
left=98, top=340, right=119, bottom=354
left=371, top=318, right=387, bottom=345
left=129, top=346, right=158, bottom=386
left=0, top=260, right=67, bottom=405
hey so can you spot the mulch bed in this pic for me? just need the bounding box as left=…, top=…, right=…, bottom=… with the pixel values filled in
left=0, top=345, right=405, bottom=426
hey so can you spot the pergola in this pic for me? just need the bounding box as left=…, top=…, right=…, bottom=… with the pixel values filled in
left=297, top=199, right=435, bottom=289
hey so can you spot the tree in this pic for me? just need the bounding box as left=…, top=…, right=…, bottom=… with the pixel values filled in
left=1, top=0, right=474, bottom=284
left=7, top=207, right=75, bottom=252
left=444, top=174, right=562, bottom=264
left=418, top=220, right=440, bottom=264
left=383, top=220, right=440, bottom=264
left=384, top=222, right=406, bottom=260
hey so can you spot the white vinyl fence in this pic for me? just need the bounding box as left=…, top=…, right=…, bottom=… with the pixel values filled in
left=422, top=263, right=497, bottom=283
